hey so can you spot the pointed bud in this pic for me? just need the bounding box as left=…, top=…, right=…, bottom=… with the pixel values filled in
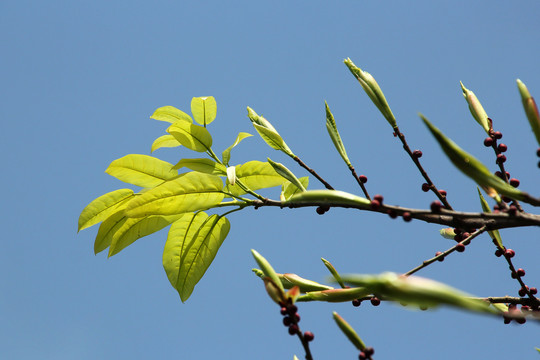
left=226, top=166, right=236, bottom=186
left=332, top=312, right=366, bottom=351
left=263, top=277, right=286, bottom=305
left=517, top=79, right=540, bottom=146
left=460, top=82, right=490, bottom=134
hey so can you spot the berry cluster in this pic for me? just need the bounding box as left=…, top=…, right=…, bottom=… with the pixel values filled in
left=279, top=300, right=314, bottom=342
left=351, top=296, right=381, bottom=307
left=359, top=346, right=375, bottom=360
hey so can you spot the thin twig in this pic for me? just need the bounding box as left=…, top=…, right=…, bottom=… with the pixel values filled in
left=293, top=156, right=334, bottom=190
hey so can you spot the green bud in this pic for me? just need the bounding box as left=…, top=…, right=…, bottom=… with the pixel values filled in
left=517, top=79, right=540, bottom=146
left=332, top=312, right=366, bottom=351
left=460, top=82, right=491, bottom=134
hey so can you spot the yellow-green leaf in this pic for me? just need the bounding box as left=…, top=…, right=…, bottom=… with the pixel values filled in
left=151, top=134, right=181, bottom=152
left=105, top=154, right=178, bottom=188
left=124, top=172, right=224, bottom=218
left=421, top=115, right=527, bottom=202
left=477, top=188, right=504, bottom=248
left=325, top=101, right=351, bottom=166
left=267, top=158, right=306, bottom=192
left=517, top=79, right=540, bottom=146
left=282, top=176, right=309, bottom=200
left=78, top=189, right=134, bottom=232
left=251, top=249, right=284, bottom=293
left=297, top=287, right=370, bottom=302
left=163, top=212, right=230, bottom=302
left=460, top=82, right=490, bottom=133
left=286, top=190, right=370, bottom=209
left=225, top=160, right=287, bottom=196
left=151, top=106, right=193, bottom=123
left=191, top=96, right=217, bottom=126
left=333, top=312, right=366, bottom=351
left=108, top=214, right=183, bottom=257
left=222, top=132, right=253, bottom=165
left=247, top=107, right=294, bottom=156
left=173, top=158, right=227, bottom=175
left=167, top=121, right=213, bottom=152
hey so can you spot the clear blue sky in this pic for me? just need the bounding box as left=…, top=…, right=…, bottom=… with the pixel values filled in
left=2, top=1, right=539, bottom=359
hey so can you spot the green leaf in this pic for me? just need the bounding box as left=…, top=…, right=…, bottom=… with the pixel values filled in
left=321, top=258, right=346, bottom=289
left=151, top=106, right=193, bottom=123
left=225, top=160, right=287, bottom=196
left=517, top=79, right=540, bottom=146
left=247, top=107, right=294, bottom=156
left=460, top=82, right=491, bottom=133
left=191, top=96, right=217, bottom=126
left=477, top=188, right=504, bottom=248
left=535, top=347, right=540, bottom=354
left=251, top=249, right=284, bottom=293
left=420, top=115, right=527, bottom=202
left=267, top=158, right=306, bottom=192
left=297, top=287, right=370, bottom=302
left=78, top=189, right=135, bottom=232
left=167, top=121, right=213, bottom=152
left=333, top=312, right=366, bottom=351
left=124, top=172, right=225, bottom=218
left=151, top=134, right=181, bottom=152
left=286, top=190, right=370, bottom=209
left=325, top=102, right=351, bottom=166
left=108, top=214, right=183, bottom=257
left=282, top=176, right=309, bottom=200
left=339, top=272, right=497, bottom=315
left=344, top=58, right=397, bottom=128
left=173, top=158, right=227, bottom=175
left=163, top=212, right=230, bottom=302
left=222, top=132, right=253, bottom=165
left=105, top=154, right=178, bottom=188
left=252, top=269, right=333, bottom=292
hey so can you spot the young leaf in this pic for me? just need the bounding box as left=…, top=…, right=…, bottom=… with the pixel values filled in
left=333, top=312, right=366, bottom=351
left=124, top=172, right=225, bottom=218
left=222, top=132, right=253, bottom=165
left=191, top=96, right=217, bottom=126
left=163, top=212, right=230, bottom=302
left=151, top=134, right=181, bottom=153
left=321, top=258, right=346, bottom=289
left=325, top=102, right=351, bottom=166
left=252, top=269, right=333, bottom=292
left=297, top=287, right=370, bottom=302
left=282, top=176, right=309, bottom=200
left=339, top=272, right=497, bottom=315
left=105, top=154, right=178, bottom=188
left=344, top=58, right=397, bottom=128
left=173, top=158, right=227, bottom=175
left=286, top=190, right=370, bottom=209
left=251, top=249, right=284, bottom=293
left=167, top=121, right=213, bottom=152
left=108, top=214, right=183, bottom=257
left=420, top=115, right=527, bottom=202
left=516, top=79, right=540, bottom=146
left=247, top=107, right=294, bottom=157
left=477, top=188, right=504, bottom=249
left=78, top=189, right=134, bottom=232
left=226, top=160, right=287, bottom=196
left=460, top=82, right=490, bottom=133
left=94, top=209, right=128, bottom=254
left=151, top=106, right=193, bottom=123
left=267, top=158, right=306, bottom=192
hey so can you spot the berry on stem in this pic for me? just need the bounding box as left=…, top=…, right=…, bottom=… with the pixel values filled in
left=303, top=331, right=314, bottom=342
left=504, top=249, right=515, bottom=258
left=412, top=150, right=423, bottom=158
left=509, top=178, right=520, bottom=187
left=455, top=243, right=466, bottom=252
left=402, top=212, right=412, bottom=222
left=421, top=183, right=430, bottom=192
left=430, top=201, right=442, bottom=213
left=370, top=297, right=381, bottom=306
left=496, top=154, right=506, bottom=164
left=498, top=143, right=507, bottom=152
left=359, top=175, right=368, bottom=183
left=352, top=299, right=361, bottom=307
left=484, top=137, right=494, bottom=147
left=494, top=131, right=503, bottom=139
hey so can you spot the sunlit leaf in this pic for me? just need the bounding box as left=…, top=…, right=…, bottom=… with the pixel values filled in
left=173, top=158, right=226, bottom=175
left=78, top=189, right=134, bottom=232
left=124, top=172, right=224, bottom=217
left=321, top=257, right=345, bottom=289
left=333, top=312, right=366, bottom=351
left=252, top=269, right=333, bottom=292
left=282, top=176, right=309, bottom=200
left=108, top=214, right=183, bottom=257
left=151, top=134, right=181, bottom=152
left=225, top=160, right=287, bottom=196
left=325, top=102, right=351, bottom=166
left=105, top=154, right=178, bottom=188
left=151, top=106, right=193, bottom=123
left=267, top=158, right=306, bottom=192
left=477, top=188, right=504, bottom=248
left=167, top=121, right=213, bottom=152
left=222, top=132, right=253, bottom=165
left=286, top=190, right=370, bottom=209
left=163, top=212, right=230, bottom=302
left=297, top=287, right=370, bottom=302
left=251, top=249, right=284, bottom=293
left=247, top=107, right=294, bottom=156
left=191, top=96, right=217, bottom=126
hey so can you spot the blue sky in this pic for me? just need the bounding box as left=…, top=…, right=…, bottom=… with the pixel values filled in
left=2, top=1, right=540, bottom=359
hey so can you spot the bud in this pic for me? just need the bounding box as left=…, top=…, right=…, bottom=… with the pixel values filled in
left=263, top=277, right=286, bottom=305
left=516, top=79, right=540, bottom=146
left=332, top=312, right=366, bottom=351
left=460, top=82, right=490, bottom=134
left=226, top=166, right=236, bottom=186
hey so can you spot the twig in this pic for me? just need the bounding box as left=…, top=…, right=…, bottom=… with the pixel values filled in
left=293, top=156, right=334, bottom=190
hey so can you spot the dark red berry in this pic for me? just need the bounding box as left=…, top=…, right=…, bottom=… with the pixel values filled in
left=502, top=196, right=512, bottom=203
left=438, top=189, right=447, bottom=196
left=387, top=210, right=397, bottom=219
left=364, top=347, right=375, bottom=356
left=294, top=313, right=301, bottom=323
left=373, top=194, right=384, bottom=204
left=370, top=199, right=381, bottom=210
left=421, top=183, right=430, bottom=192
left=537, top=148, right=540, bottom=157
left=508, top=205, right=518, bottom=215
left=508, top=303, right=517, bottom=311
left=283, top=316, right=292, bottom=326
left=288, top=324, right=299, bottom=335
left=505, top=249, right=515, bottom=258
left=530, top=287, right=538, bottom=295
left=518, top=288, right=527, bottom=297
left=359, top=352, right=367, bottom=360
left=484, top=137, right=494, bottom=147
left=370, top=297, right=381, bottom=306
left=496, top=154, right=506, bottom=164
left=430, top=201, right=442, bottom=213
left=435, top=251, right=444, bottom=262
left=303, top=331, right=314, bottom=342
left=455, top=243, right=466, bottom=252
left=280, top=307, right=288, bottom=315
left=509, top=178, right=520, bottom=187
left=517, top=268, right=526, bottom=277
left=316, top=206, right=325, bottom=215
left=413, top=150, right=423, bottom=158
left=521, top=305, right=530, bottom=312
left=359, top=175, right=368, bottom=183
left=494, top=249, right=503, bottom=257
left=537, top=160, right=540, bottom=168
left=498, top=143, right=507, bottom=152
left=453, top=228, right=462, bottom=235
left=402, top=212, right=412, bottom=222
left=352, top=299, right=361, bottom=307
left=503, top=317, right=512, bottom=324
left=516, top=317, right=526, bottom=324
left=511, top=271, right=518, bottom=279
left=494, top=131, right=503, bottom=139
left=494, top=171, right=502, bottom=178
left=287, top=305, right=298, bottom=315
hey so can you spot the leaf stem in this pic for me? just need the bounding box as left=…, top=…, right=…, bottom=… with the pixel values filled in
left=293, top=156, right=334, bottom=190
